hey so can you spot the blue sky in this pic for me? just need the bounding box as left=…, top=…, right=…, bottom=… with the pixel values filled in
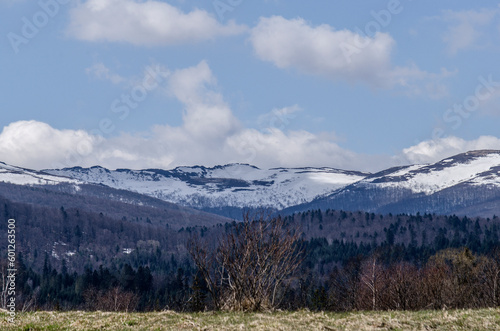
left=1, top=0, right=500, bottom=171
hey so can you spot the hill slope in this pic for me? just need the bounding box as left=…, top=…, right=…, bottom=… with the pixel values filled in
left=285, top=150, right=500, bottom=217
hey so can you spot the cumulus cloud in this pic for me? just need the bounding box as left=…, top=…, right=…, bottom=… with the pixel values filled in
left=250, top=16, right=394, bottom=85
left=4, top=119, right=498, bottom=172
left=67, top=0, right=247, bottom=45
left=249, top=16, right=452, bottom=97
left=166, top=61, right=240, bottom=139
left=441, top=7, right=499, bottom=55
left=401, top=136, right=500, bottom=165
left=225, top=128, right=363, bottom=170
left=0, top=121, right=99, bottom=169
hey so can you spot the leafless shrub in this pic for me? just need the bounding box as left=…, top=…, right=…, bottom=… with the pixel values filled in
left=83, top=286, right=138, bottom=312
left=328, top=260, right=361, bottom=311
left=381, top=262, right=420, bottom=310
left=419, top=248, right=496, bottom=309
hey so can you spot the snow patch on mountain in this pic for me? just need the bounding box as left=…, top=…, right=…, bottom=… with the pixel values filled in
left=0, top=162, right=80, bottom=186
left=4, top=149, right=500, bottom=215
left=45, top=164, right=368, bottom=209
left=363, top=152, right=500, bottom=194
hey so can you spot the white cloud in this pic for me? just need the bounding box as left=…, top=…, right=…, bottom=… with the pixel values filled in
left=249, top=16, right=451, bottom=97
left=86, top=63, right=125, bottom=85
left=250, top=16, right=393, bottom=85
left=67, top=0, right=247, bottom=45
left=5, top=118, right=498, bottom=173
left=225, top=128, right=363, bottom=170
left=401, top=136, right=500, bottom=165
left=0, top=121, right=99, bottom=169
left=257, top=105, right=301, bottom=130
left=165, top=61, right=241, bottom=139
left=441, top=7, right=499, bottom=55
left=389, top=65, right=455, bottom=99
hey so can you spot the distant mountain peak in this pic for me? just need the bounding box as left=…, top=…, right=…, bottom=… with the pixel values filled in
left=43, top=163, right=367, bottom=210
left=284, top=150, right=500, bottom=218
left=438, top=150, right=500, bottom=163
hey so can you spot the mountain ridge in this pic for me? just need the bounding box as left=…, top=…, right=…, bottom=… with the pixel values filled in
left=284, top=150, right=500, bottom=217
left=44, top=163, right=369, bottom=211
left=2, top=150, right=500, bottom=218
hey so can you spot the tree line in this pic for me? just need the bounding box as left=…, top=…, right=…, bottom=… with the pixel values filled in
left=2, top=211, right=500, bottom=312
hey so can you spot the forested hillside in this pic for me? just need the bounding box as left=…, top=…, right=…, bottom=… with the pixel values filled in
left=1, top=196, right=500, bottom=311
left=0, top=182, right=228, bottom=230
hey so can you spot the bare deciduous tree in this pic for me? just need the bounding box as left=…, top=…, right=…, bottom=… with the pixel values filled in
left=481, top=251, right=500, bottom=307
left=358, top=255, right=385, bottom=311
left=188, top=213, right=303, bottom=311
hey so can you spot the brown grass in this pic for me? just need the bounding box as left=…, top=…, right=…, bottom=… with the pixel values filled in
left=1, top=308, right=500, bottom=330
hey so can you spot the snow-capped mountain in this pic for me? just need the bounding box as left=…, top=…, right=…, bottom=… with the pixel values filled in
left=45, top=164, right=368, bottom=211
left=357, top=150, right=500, bottom=194
left=2, top=150, right=500, bottom=218
left=285, top=150, right=500, bottom=217
left=0, top=162, right=229, bottom=229
left=0, top=161, right=80, bottom=186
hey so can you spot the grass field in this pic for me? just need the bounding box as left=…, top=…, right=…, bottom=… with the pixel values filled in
left=1, top=309, right=500, bottom=330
